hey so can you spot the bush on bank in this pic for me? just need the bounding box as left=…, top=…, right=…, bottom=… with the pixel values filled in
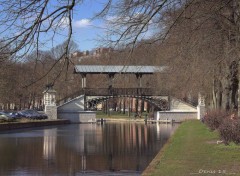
left=219, top=119, right=240, bottom=145
left=204, top=109, right=240, bottom=145
left=204, top=109, right=229, bottom=131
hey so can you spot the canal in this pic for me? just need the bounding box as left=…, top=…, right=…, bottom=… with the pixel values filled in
left=0, top=122, right=179, bottom=176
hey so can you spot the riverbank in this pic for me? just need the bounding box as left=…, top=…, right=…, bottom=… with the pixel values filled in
left=96, top=111, right=136, bottom=119
left=100, top=118, right=180, bottom=124
left=142, top=120, right=240, bottom=176
left=96, top=111, right=145, bottom=122
left=0, top=119, right=70, bottom=132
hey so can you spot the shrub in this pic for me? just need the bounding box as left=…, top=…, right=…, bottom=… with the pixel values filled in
left=219, top=119, right=240, bottom=145
left=218, top=119, right=236, bottom=145
left=204, top=109, right=240, bottom=145
left=232, top=121, right=240, bottom=144
left=204, top=109, right=229, bottom=131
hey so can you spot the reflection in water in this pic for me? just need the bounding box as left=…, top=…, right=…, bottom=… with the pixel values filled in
left=43, top=128, right=57, bottom=160
left=0, top=122, right=178, bottom=175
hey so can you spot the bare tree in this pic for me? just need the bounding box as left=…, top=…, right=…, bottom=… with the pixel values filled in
left=158, top=0, right=240, bottom=110
left=0, top=0, right=78, bottom=58
left=102, top=0, right=195, bottom=48
left=2, top=0, right=240, bottom=112
left=100, top=0, right=240, bottom=110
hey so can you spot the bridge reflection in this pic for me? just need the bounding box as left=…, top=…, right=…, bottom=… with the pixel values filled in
left=0, top=123, right=178, bottom=175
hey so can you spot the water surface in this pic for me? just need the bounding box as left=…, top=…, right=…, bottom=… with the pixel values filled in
left=0, top=122, right=178, bottom=175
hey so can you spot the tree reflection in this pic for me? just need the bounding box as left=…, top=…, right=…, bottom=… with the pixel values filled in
left=0, top=123, right=178, bottom=175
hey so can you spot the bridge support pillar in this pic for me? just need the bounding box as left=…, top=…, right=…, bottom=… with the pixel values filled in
left=136, top=73, right=143, bottom=88
left=81, top=74, right=87, bottom=88
left=103, top=100, right=109, bottom=115
left=135, top=98, right=139, bottom=115
left=108, top=73, right=115, bottom=94
left=128, top=97, right=131, bottom=117
left=107, top=99, right=110, bottom=117
left=123, top=97, right=126, bottom=114
left=140, top=99, right=144, bottom=115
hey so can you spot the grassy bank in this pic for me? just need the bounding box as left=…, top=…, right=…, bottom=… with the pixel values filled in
left=143, top=120, right=240, bottom=176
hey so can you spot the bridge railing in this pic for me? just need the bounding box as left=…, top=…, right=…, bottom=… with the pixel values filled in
left=83, top=88, right=165, bottom=96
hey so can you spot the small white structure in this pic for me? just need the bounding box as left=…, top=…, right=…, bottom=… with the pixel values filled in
left=57, top=95, right=96, bottom=123
left=43, top=87, right=57, bottom=120
left=155, top=97, right=198, bottom=122
left=197, top=93, right=206, bottom=120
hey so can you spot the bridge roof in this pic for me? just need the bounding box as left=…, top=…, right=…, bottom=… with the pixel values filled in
left=74, top=65, right=166, bottom=74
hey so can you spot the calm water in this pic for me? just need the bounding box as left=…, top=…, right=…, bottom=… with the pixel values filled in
left=0, top=122, right=178, bottom=176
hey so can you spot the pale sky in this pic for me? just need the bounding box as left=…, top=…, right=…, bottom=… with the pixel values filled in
left=0, top=0, right=156, bottom=54
left=70, top=1, right=107, bottom=51
left=57, top=0, right=156, bottom=52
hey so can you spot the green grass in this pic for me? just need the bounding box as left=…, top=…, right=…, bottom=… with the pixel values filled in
left=143, top=120, right=240, bottom=176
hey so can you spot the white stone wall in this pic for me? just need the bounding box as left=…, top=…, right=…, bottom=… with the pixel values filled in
left=45, top=105, right=57, bottom=120
left=57, top=95, right=85, bottom=111
left=155, top=97, right=198, bottom=122
left=58, top=111, right=96, bottom=123
left=170, top=98, right=197, bottom=111
left=155, top=111, right=197, bottom=122
left=57, top=95, right=96, bottom=123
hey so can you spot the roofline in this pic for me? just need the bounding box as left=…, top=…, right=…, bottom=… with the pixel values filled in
left=74, top=65, right=167, bottom=74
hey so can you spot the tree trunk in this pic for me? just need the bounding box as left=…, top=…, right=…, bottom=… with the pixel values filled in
left=123, top=97, right=126, bottom=114
left=146, top=102, right=150, bottom=113
left=135, top=98, right=138, bottom=114
left=141, top=100, right=144, bottom=114
left=222, top=70, right=231, bottom=111
left=128, top=97, right=131, bottom=117
left=119, top=98, right=122, bottom=113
